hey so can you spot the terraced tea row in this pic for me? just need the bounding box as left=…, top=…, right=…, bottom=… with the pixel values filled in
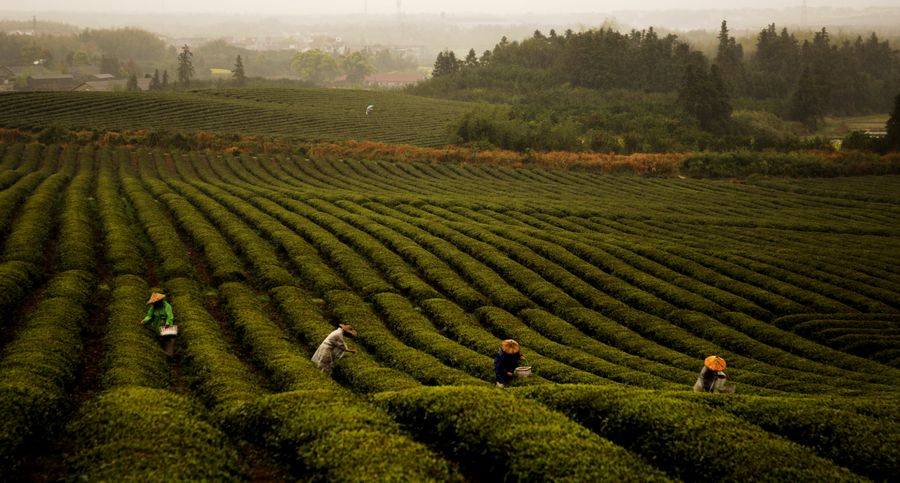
left=0, top=142, right=898, bottom=480
left=0, top=89, right=476, bottom=147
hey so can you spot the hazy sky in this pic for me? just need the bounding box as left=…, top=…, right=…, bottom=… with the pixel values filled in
left=6, top=0, right=900, bottom=15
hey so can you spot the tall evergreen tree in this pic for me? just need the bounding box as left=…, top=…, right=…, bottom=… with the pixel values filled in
left=464, top=48, right=479, bottom=68
left=176, top=44, right=194, bottom=88
left=714, top=20, right=745, bottom=94
left=162, top=70, right=169, bottom=89
left=232, top=54, right=246, bottom=87
left=125, top=73, right=138, bottom=91
left=431, top=50, right=460, bottom=77
left=790, top=66, right=824, bottom=128
left=149, top=68, right=161, bottom=91
left=678, top=61, right=732, bottom=132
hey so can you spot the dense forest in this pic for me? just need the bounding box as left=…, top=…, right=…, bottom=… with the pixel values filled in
left=414, top=22, right=900, bottom=153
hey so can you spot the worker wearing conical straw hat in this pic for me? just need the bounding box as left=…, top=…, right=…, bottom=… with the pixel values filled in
left=140, top=291, right=177, bottom=355
left=311, top=323, right=358, bottom=376
left=141, top=292, right=174, bottom=334
left=693, top=355, right=733, bottom=393
left=494, top=339, right=525, bottom=388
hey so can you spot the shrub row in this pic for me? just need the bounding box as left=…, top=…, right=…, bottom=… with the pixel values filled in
left=375, top=386, right=672, bottom=482
left=139, top=166, right=247, bottom=283
left=722, top=253, right=882, bottom=312
left=676, top=392, right=900, bottom=481
left=221, top=390, right=463, bottom=482
left=719, top=312, right=900, bottom=380
left=519, top=308, right=697, bottom=386
left=371, top=292, right=495, bottom=381
left=631, top=244, right=808, bottom=317
left=269, top=286, right=421, bottom=393
left=476, top=306, right=670, bottom=387
left=297, top=198, right=442, bottom=301
left=117, top=152, right=195, bottom=280
left=0, top=153, right=50, bottom=230
left=165, top=277, right=263, bottom=409
left=186, top=180, right=346, bottom=292
left=666, top=310, right=889, bottom=391
left=66, top=387, right=245, bottom=481
left=669, top=247, right=851, bottom=314
left=218, top=282, right=340, bottom=392
left=0, top=270, right=92, bottom=474
left=95, top=149, right=145, bottom=276
left=56, top=148, right=96, bottom=272
left=165, top=179, right=295, bottom=288
left=213, top=284, right=463, bottom=481
left=738, top=251, right=900, bottom=311
left=2, top=169, right=70, bottom=265
left=519, top=385, right=865, bottom=482
left=325, top=290, right=484, bottom=386
left=363, top=202, right=534, bottom=312
left=333, top=200, right=488, bottom=309
left=101, top=274, right=169, bottom=388
left=249, top=195, right=394, bottom=297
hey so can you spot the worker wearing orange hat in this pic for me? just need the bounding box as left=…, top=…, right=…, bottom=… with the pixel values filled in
left=494, top=339, right=525, bottom=388
left=693, top=355, right=732, bottom=393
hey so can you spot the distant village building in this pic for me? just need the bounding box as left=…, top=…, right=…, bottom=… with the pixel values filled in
left=0, top=66, right=14, bottom=91
left=26, top=74, right=78, bottom=91
left=364, top=72, right=426, bottom=88
left=75, top=78, right=151, bottom=92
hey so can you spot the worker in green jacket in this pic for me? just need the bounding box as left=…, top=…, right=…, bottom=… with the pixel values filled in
left=141, top=292, right=174, bottom=333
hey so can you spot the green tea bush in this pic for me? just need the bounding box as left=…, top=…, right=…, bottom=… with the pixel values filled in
left=95, top=150, right=145, bottom=276
left=325, top=290, right=482, bottom=386
left=102, top=274, right=170, bottom=388
left=166, top=179, right=295, bottom=288
left=2, top=171, right=69, bottom=265
left=680, top=393, right=900, bottom=481
left=372, top=292, right=494, bottom=381
left=67, top=387, right=244, bottom=482
left=269, top=285, right=421, bottom=393
left=0, top=296, right=86, bottom=474
left=222, top=390, right=463, bottom=482
left=375, top=386, right=671, bottom=482
left=521, top=385, right=864, bottom=482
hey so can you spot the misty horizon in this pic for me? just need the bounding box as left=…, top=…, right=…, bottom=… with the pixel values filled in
left=3, top=0, right=900, bottom=16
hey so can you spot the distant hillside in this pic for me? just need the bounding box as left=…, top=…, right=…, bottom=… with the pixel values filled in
left=0, top=88, right=477, bottom=147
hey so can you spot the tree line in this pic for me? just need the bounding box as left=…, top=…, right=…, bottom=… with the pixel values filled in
left=416, top=22, right=899, bottom=152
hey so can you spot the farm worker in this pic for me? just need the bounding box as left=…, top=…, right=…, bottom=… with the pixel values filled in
left=366, top=104, right=374, bottom=115
left=494, top=339, right=525, bottom=388
left=693, top=355, right=732, bottom=393
left=311, top=323, right=358, bottom=375
left=141, top=292, right=174, bottom=334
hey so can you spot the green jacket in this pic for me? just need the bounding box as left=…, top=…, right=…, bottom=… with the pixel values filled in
left=142, top=301, right=174, bottom=333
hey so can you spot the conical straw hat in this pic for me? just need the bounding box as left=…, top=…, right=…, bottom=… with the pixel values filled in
left=501, top=339, right=520, bottom=354
left=146, top=292, right=166, bottom=304
left=338, top=323, right=357, bottom=337
left=704, top=355, right=727, bottom=371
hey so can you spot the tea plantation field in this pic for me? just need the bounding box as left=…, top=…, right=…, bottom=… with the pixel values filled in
left=0, top=89, right=476, bottom=147
left=0, top=142, right=898, bottom=481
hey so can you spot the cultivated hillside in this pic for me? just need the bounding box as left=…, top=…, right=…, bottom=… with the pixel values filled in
left=0, top=88, right=477, bottom=147
left=0, top=142, right=898, bottom=480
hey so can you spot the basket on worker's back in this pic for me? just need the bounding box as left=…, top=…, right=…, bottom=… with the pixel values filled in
left=159, top=325, right=178, bottom=337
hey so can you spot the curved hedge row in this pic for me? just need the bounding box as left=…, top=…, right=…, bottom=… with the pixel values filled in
left=67, top=387, right=245, bottom=481
left=375, top=386, right=672, bottom=482
left=0, top=270, right=92, bottom=474
left=519, top=385, right=865, bottom=482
